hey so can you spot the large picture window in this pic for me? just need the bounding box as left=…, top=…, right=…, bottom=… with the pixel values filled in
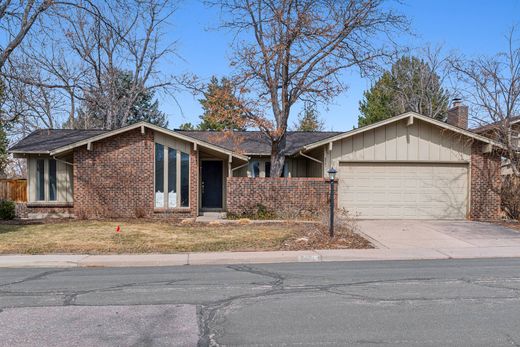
left=180, top=152, right=189, bottom=207
left=155, top=143, right=190, bottom=208
left=155, top=143, right=165, bottom=208
left=168, top=148, right=177, bottom=208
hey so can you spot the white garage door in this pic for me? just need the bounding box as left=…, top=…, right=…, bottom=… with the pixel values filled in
left=338, top=162, right=468, bottom=219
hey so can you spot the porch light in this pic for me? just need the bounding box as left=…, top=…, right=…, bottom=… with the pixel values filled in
left=327, top=167, right=337, bottom=181
left=327, top=167, right=337, bottom=238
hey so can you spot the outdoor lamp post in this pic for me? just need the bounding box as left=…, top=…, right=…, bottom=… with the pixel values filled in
left=327, top=167, right=337, bottom=238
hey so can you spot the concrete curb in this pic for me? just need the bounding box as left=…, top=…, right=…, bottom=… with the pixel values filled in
left=2, top=246, right=520, bottom=268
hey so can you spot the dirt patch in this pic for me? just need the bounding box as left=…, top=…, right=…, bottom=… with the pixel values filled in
left=281, top=223, right=373, bottom=250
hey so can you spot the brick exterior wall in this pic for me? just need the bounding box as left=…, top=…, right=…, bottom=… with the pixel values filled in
left=470, top=142, right=502, bottom=220
left=72, top=128, right=198, bottom=219
left=226, top=177, right=337, bottom=217
left=73, top=128, right=155, bottom=218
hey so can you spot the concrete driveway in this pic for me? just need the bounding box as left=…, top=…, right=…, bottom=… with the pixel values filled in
left=357, top=220, right=520, bottom=250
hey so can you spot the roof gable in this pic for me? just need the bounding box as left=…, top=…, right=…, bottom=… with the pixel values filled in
left=303, top=112, right=504, bottom=151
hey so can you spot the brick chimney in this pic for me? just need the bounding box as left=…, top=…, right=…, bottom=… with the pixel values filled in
left=446, top=98, right=468, bottom=129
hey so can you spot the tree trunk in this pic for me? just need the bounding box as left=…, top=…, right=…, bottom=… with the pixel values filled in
left=270, top=133, right=287, bottom=177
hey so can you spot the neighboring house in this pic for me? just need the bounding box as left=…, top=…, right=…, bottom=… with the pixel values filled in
left=473, top=115, right=520, bottom=176
left=9, top=102, right=503, bottom=220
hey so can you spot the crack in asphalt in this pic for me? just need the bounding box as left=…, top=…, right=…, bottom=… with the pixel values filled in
left=195, top=266, right=520, bottom=346
left=2, top=266, right=520, bottom=346
left=0, top=269, right=70, bottom=288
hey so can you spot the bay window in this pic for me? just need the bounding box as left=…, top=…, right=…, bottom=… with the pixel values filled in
left=155, top=143, right=190, bottom=208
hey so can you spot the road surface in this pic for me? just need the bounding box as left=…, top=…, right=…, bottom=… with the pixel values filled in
left=1, top=258, right=520, bottom=346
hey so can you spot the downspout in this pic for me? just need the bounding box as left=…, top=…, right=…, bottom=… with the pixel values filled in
left=52, top=156, right=74, bottom=166
left=231, top=162, right=250, bottom=175
left=299, top=150, right=324, bottom=178
left=298, top=151, right=323, bottom=164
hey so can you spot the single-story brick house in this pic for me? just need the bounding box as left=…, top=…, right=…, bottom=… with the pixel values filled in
left=9, top=102, right=503, bottom=220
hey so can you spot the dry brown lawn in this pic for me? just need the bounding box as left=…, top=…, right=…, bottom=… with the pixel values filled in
left=0, top=220, right=371, bottom=254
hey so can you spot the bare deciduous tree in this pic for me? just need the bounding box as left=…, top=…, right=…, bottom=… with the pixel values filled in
left=205, top=0, right=408, bottom=176
left=1, top=0, right=177, bottom=132
left=450, top=28, right=520, bottom=175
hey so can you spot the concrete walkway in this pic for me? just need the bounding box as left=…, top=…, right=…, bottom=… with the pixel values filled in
left=2, top=246, right=520, bottom=268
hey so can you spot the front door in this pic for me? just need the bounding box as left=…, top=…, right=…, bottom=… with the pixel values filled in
left=201, top=160, right=223, bottom=209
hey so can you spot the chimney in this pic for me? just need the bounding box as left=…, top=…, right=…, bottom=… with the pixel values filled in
left=446, top=98, right=468, bottom=129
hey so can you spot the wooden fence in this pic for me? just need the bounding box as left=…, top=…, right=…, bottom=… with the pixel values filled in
left=0, top=179, right=27, bottom=202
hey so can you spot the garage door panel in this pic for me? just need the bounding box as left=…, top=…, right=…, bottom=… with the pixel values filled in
left=338, top=162, right=468, bottom=219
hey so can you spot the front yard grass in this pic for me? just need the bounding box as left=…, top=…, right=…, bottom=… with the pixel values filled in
left=0, top=220, right=372, bottom=254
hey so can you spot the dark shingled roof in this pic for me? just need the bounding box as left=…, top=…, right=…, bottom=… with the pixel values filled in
left=9, top=126, right=342, bottom=156
left=177, top=130, right=342, bottom=155
left=9, top=129, right=108, bottom=153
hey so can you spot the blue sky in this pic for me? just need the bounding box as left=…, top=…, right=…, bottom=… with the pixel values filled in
left=161, top=0, right=520, bottom=131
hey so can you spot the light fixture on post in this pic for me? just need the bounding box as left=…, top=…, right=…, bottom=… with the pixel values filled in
left=327, top=167, right=337, bottom=238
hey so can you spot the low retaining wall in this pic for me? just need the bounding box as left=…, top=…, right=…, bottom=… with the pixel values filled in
left=226, top=177, right=337, bottom=217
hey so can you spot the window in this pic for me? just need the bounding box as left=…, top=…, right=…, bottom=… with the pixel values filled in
left=168, top=148, right=177, bottom=208
left=48, top=159, right=57, bottom=201
left=155, top=143, right=164, bottom=208
left=250, top=161, right=260, bottom=178
left=154, top=142, right=190, bottom=209
left=263, top=162, right=287, bottom=177
left=180, top=152, right=190, bottom=207
left=35, top=159, right=45, bottom=201
left=281, top=163, right=288, bottom=177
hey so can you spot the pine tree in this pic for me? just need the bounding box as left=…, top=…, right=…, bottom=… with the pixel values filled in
left=195, top=76, right=245, bottom=131
left=294, top=102, right=324, bottom=131
left=358, top=56, right=450, bottom=127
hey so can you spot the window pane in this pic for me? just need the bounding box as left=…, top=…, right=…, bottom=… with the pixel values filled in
left=281, top=163, right=287, bottom=177
left=168, top=148, right=177, bottom=208
left=180, top=152, right=189, bottom=207
left=35, top=159, right=45, bottom=201
left=265, top=162, right=271, bottom=177
left=155, top=143, right=164, bottom=208
left=250, top=161, right=260, bottom=178
left=49, top=159, right=57, bottom=201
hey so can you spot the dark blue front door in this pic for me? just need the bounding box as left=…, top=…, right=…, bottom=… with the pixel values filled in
left=201, top=160, right=223, bottom=209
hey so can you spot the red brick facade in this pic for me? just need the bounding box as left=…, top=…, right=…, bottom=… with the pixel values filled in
left=73, top=128, right=155, bottom=218
left=470, top=142, right=502, bottom=220
left=72, top=128, right=198, bottom=219
left=226, top=177, right=337, bottom=217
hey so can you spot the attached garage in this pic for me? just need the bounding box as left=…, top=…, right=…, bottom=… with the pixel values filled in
left=302, top=111, right=502, bottom=221
left=338, top=162, right=469, bottom=219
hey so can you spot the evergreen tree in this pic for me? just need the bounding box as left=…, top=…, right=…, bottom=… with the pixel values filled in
left=294, top=102, right=324, bottom=131
left=358, top=56, right=450, bottom=127
left=178, top=122, right=196, bottom=130
left=194, top=76, right=245, bottom=131
left=76, top=69, right=168, bottom=129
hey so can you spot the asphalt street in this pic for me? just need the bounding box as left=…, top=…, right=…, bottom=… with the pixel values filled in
left=1, top=258, right=520, bottom=346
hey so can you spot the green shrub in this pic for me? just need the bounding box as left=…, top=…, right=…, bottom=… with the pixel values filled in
left=0, top=200, right=16, bottom=220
